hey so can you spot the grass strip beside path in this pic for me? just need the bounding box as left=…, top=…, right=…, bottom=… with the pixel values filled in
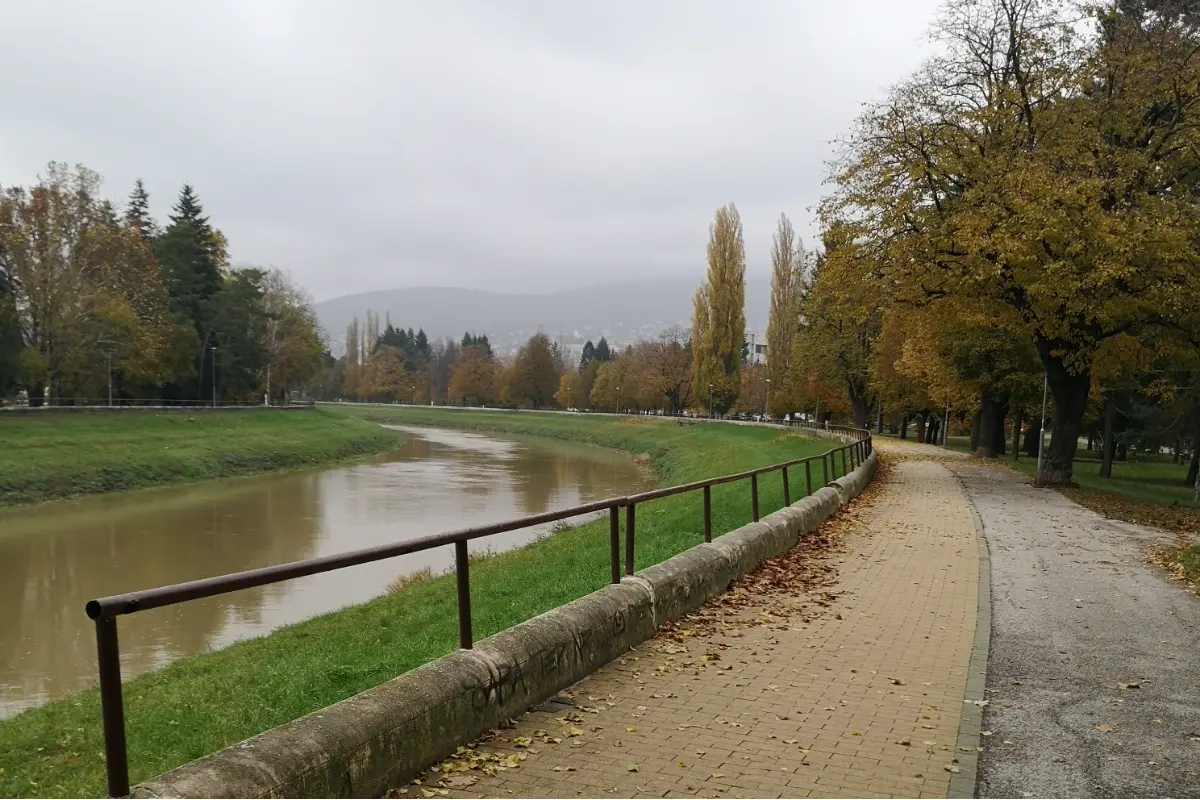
left=0, top=408, right=837, bottom=797
left=0, top=407, right=401, bottom=507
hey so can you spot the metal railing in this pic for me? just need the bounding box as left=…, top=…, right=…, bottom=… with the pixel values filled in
left=1, top=397, right=313, bottom=410
left=84, top=419, right=871, bottom=797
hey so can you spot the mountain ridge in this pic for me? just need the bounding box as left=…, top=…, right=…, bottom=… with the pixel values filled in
left=314, top=277, right=771, bottom=354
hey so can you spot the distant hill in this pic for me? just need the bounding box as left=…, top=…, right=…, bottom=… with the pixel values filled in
left=314, top=277, right=771, bottom=355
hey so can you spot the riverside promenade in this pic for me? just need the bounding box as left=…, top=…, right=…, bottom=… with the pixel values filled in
left=403, top=445, right=985, bottom=799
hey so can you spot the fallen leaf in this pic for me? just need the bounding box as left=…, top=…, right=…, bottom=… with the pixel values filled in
left=626, top=764, right=639, bottom=773
left=1095, top=724, right=1115, bottom=733
left=1118, top=682, right=1141, bottom=690
left=945, top=765, right=961, bottom=774
left=626, top=726, right=638, bottom=732
left=709, top=772, right=725, bottom=779
left=566, top=727, right=585, bottom=737
left=897, top=739, right=912, bottom=746
left=442, top=776, right=477, bottom=788
left=890, top=677, right=906, bottom=685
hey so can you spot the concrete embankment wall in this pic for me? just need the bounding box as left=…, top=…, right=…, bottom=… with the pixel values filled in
left=134, top=441, right=877, bottom=799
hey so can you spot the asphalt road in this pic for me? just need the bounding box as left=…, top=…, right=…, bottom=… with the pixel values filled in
left=951, top=462, right=1200, bottom=798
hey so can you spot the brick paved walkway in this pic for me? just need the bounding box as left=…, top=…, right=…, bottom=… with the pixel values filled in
left=404, top=458, right=980, bottom=799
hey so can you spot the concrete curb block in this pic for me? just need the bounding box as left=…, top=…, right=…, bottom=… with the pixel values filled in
left=947, top=474, right=992, bottom=799
left=134, top=444, right=878, bottom=799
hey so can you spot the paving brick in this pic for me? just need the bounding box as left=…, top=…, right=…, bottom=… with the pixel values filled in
left=418, top=459, right=977, bottom=799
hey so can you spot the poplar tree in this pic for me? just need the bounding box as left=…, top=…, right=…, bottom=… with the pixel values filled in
left=690, top=203, right=746, bottom=415
left=765, top=213, right=802, bottom=415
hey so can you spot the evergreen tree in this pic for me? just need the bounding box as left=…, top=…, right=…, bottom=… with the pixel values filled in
left=579, top=340, right=596, bottom=371
left=124, top=179, right=158, bottom=240
left=595, top=337, right=612, bottom=363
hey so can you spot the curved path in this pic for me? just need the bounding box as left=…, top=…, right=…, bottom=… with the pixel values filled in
left=398, top=439, right=1200, bottom=798
left=948, top=460, right=1200, bottom=798
left=406, top=452, right=983, bottom=799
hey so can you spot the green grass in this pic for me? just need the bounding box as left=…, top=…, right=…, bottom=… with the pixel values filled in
left=0, top=408, right=402, bottom=507
left=883, top=430, right=1196, bottom=508
left=0, top=408, right=838, bottom=797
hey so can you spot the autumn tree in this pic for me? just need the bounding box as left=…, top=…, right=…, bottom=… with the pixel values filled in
left=821, top=0, right=1200, bottom=482
left=503, top=332, right=559, bottom=408
left=765, top=214, right=804, bottom=416
left=555, top=366, right=581, bottom=408
left=691, top=204, right=746, bottom=415
left=448, top=341, right=498, bottom=406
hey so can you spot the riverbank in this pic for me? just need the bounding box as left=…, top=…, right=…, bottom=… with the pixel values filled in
left=0, top=411, right=833, bottom=797
left=0, top=408, right=401, bottom=507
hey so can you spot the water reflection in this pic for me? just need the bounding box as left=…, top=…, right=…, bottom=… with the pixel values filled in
left=0, top=425, right=648, bottom=718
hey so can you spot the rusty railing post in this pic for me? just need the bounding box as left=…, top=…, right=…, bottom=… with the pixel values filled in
left=95, top=615, right=130, bottom=799
left=455, top=540, right=472, bottom=649
left=750, top=474, right=759, bottom=522
left=625, top=502, right=636, bottom=576
left=781, top=466, right=790, bottom=506
left=805, top=459, right=813, bottom=496
left=703, top=485, right=712, bottom=542
left=609, top=506, right=621, bottom=583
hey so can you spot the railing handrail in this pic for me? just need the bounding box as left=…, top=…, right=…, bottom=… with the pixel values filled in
left=84, top=417, right=872, bottom=797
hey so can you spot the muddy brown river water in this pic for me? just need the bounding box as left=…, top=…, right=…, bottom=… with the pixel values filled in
left=0, top=424, right=650, bottom=718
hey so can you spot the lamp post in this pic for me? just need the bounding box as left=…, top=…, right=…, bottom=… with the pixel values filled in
left=708, top=383, right=713, bottom=419
left=106, top=352, right=113, bottom=408
left=211, top=345, right=217, bottom=408
left=764, top=378, right=771, bottom=419
left=616, top=386, right=621, bottom=414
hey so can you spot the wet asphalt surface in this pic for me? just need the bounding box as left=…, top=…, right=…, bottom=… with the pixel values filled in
left=950, top=463, right=1200, bottom=798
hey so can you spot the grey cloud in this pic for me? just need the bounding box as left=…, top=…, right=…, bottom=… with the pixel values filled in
left=0, top=0, right=941, bottom=300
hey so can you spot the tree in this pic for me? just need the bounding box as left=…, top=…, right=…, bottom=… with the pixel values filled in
left=579, top=340, right=596, bottom=371
left=765, top=214, right=803, bottom=416
left=259, top=269, right=323, bottom=402
left=555, top=366, right=581, bottom=408
left=594, top=337, right=612, bottom=364
left=124, top=179, right=158, bottom=241
left=448, top=343, right=498, bottom=405
left=820, top=0, right=1200, bottom=482
left=503, top=332, right=559, bottom=408
left=691, top=203, right=746, bottom=415
left=0, top=163, right=174, bottom=404
left=361, top=345, right=407, bottom=401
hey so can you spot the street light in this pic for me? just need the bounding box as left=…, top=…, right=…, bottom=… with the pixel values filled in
left=764, top=378, right=771, bottom=419
left=708, top=383, right=714, bottom=419
left=211, top=345, right=217, bottom=408
left=616, top=386, right=621, bottom=414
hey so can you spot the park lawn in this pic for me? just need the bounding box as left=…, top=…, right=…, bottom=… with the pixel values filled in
left=0, top=407, right=401, bottom=507
left=0, top=409, right=840, bottom=798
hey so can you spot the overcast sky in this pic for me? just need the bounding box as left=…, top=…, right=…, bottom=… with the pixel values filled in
left=0, top=1, right=941, bottom=301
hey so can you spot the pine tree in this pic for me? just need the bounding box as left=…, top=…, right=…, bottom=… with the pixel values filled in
left=169, top=184, right=208, bottom=227
left=595, top=338, right=612, bottom=363
left=124, top=179, right=158, bottom=240
left=579, top=340, right=596, bottom=370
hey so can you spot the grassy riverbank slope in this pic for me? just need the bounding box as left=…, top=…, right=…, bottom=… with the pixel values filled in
left=0, top=409, right=837, bottom=797
left=0, top=408, right=401, bottom=507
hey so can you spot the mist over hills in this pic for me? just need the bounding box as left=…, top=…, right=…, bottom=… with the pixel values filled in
left=314, top=277, right=771, bottom=355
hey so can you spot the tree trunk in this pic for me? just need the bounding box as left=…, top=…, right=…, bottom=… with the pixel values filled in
left=1036, top=340, right=1092, bottom=485
left=916, top=413, right=927, bottom=444
left=1172, top=437, right=1182, bottom=464
left=1100, top=394, right=1119, bottom=480
left=1186, top=443, right=1199, bottom=487
left=1024, top=418, right=1041, bottom=457
left=1011, top=409, right=1023, bottom=461
left=1117, top=443, right=1127, bottom=461
left=1086, top=433, right=1095, bottom=451
left=975, top=390, right=1008, bottom=458
left=969, top=410, right=982, bottom=453
left=927, top=416, right=940, bottom=447
left=850, top=393, right=871, bottom=430
left=900, top=415, right=909, bottom=440
left=877, top=408, right=884, bottom=433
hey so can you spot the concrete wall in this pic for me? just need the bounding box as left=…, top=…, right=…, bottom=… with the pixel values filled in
left=133, top=448, right=877, bottom=799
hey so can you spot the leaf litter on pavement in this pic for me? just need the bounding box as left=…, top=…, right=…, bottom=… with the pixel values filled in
left=388, top=456, right=892, bottom=796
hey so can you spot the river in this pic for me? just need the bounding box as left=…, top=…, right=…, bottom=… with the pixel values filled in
left=0, top=424, right=651, bottom=719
